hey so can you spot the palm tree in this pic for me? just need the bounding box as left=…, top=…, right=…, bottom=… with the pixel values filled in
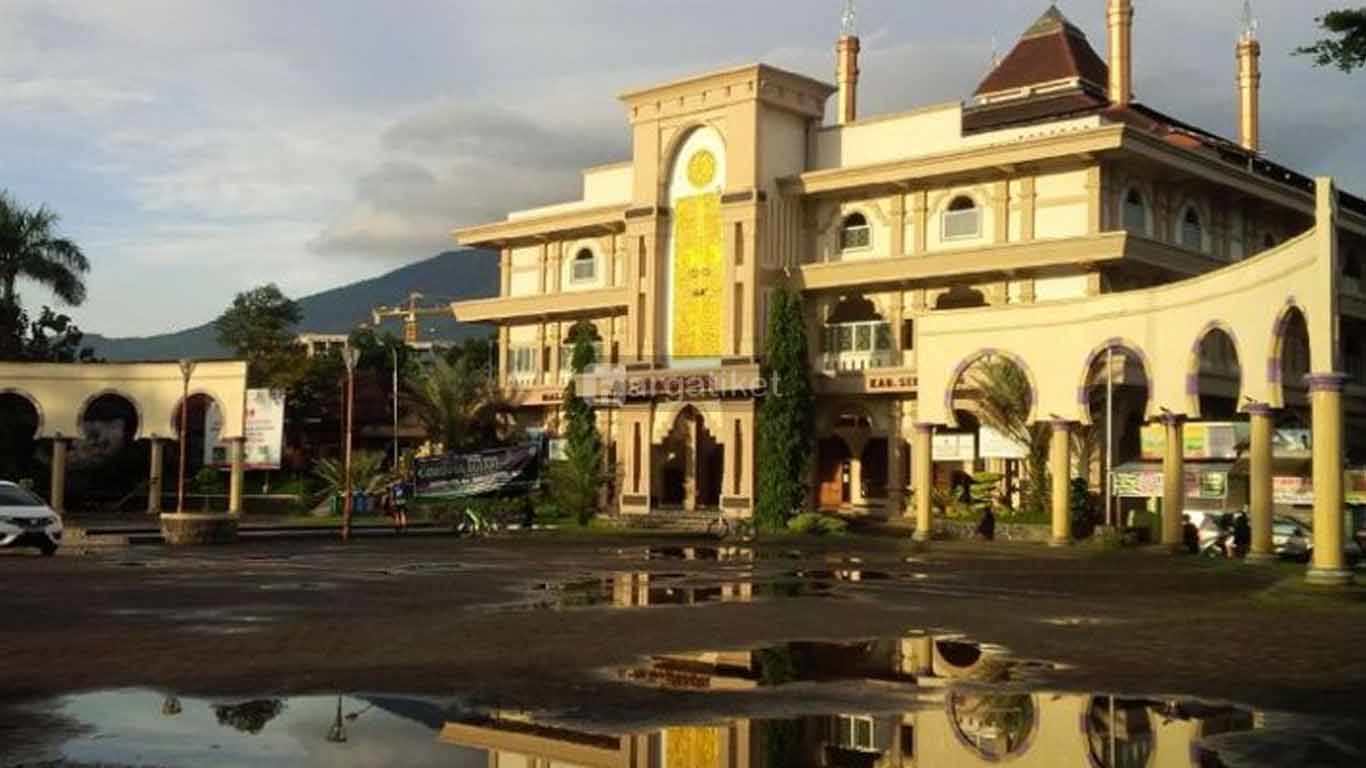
left=406, top=356, right=506, bottom=452
left=972, top=356, right=1050, bottom=516
left=0, top=190, right=90, bottom=307
left=314, top=451, right=394, bottom=499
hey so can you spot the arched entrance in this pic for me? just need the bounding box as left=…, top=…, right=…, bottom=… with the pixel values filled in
left=0, top=392, right=41, bottom=483
left=654, top=406, right=723, bottom=512
left=75, top=392, right=146, bottom=508
left=1193, top=326, right=1242, bottom=418
left=1081, top=343, right=1151, bottom=528
left=817, top=437, right=852, bottom=510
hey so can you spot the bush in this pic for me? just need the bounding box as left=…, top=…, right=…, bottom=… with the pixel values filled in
left=786, top=512, right=849, bottom=536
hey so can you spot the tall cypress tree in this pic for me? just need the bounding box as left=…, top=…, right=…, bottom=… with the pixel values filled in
left=550, top=322, right=605, bottom=526
left=755, top=289, right=815, bottom=531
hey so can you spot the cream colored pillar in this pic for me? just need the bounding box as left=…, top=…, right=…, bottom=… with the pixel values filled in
left=683, top=415, right=698, bottom=513
left=1307, top=374, right=1353, bottom=585
left=49, top=438, right=70, bottom=515
left=1161, top=415, right=1185, bottom=549
left=228, top=438, right=245, bottom=516
left=912, top=424, right=934, bottom=541
left=1050, top=421, right=1073, bottom=546
left=147, top=438, right=165, bottom=515
left=1247, top=405, right=1276, bottom=561
left=849, top=438, right=865, bottom=508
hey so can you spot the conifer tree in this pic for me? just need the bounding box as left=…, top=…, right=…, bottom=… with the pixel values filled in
left=755, top=290, right=815, bottom=531
left=549, top=322, right=605, bottom=525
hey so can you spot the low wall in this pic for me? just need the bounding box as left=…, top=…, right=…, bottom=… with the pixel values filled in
left=938, top=519, right=1053, bottom=543
left=160, top=513, right=239, bottom=546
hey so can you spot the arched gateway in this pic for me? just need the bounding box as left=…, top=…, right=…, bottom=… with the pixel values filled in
left=0, top=361, right=248, bottom=514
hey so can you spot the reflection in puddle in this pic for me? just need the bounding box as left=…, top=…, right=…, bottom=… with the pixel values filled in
left=513, top=572, right=836, bottom=611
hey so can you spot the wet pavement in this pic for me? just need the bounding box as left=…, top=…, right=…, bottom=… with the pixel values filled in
left=2, top=534, right=1365, bottom=766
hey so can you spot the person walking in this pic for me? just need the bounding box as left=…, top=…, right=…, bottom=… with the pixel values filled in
left=1233, top=511, right=1252, bottom=559
left=976, top=507, right=996, bottom=541
left=391, top=479, right=409, bottom=534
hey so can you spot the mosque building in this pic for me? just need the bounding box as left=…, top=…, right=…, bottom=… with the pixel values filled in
left=451, top=1, right=1366, bottom=583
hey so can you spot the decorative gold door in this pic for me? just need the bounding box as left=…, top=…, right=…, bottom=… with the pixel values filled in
left=671, top=191, right=723, bottom=359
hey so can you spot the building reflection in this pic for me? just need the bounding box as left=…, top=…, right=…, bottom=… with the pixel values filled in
left=439, top=635, right=1256, bottom=767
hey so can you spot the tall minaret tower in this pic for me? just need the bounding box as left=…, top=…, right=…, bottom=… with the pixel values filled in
left=836, top=0, right=861, bottom=125
left=1237, top=0, right=1262, bottom=153
left=1107, top=0, right=1135, bottom=105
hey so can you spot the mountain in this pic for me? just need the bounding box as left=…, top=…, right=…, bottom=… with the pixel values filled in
left=84, top=249, right=500, bottom=361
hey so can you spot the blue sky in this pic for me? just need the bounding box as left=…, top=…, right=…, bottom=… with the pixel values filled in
left=2, top=0, right=1361, bottom=336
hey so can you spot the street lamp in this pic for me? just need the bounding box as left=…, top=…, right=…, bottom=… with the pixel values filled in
left=176, top=359, right=197, bottom=514
left=325, top=694, right=347, bottom=743
left=342, top=344, right=360, bottom=542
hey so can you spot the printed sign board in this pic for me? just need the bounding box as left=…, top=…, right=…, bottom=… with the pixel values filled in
left=1112, top=469, right=1227, bottom=500
left=932, top=433, right=976, bottom=462
left=1140, top=422, right=1249, bottom=461
left=414, top=443, right=542, bottom=499
left=205, top=389, right=286, bottom=470
left=978, top=425, right=1029, bottom=459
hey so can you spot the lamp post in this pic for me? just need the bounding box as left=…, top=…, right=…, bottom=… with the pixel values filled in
left=176, top=359, right=197, bottom=514
left=392, top=345, right=400, bottom=466
left=342, top=343, right=360, bottom=542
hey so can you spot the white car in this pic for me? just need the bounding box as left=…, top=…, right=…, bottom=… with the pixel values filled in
left=0, top=481, right=63, bottom=556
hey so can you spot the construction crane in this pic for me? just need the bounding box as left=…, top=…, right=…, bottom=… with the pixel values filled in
left=370, top=292, right=454, bottom=344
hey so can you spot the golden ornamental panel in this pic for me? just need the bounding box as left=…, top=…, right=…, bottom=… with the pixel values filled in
left=665, top=726, right=721, bottom=768
left=672, top=192, right=723, bottom=358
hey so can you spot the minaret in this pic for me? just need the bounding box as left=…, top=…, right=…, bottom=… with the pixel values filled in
left=1237, top=0, right=1262, bottom=152
left=836, top=0, right=861, bottom=125
left=1107, top=0, right=1134, bottom=105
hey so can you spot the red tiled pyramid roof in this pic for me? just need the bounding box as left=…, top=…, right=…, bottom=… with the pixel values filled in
left=974, top=5, right=1110, bottom=97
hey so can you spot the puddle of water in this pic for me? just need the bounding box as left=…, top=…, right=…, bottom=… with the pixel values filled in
left=13, top=685, right=1348, bottom=768
left=507, top=573, right=838, bottom=611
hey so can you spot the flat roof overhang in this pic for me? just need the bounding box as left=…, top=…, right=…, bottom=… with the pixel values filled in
left=452, top=287, right=631, bottom=324
left=453, top=204, right=628, bottom=249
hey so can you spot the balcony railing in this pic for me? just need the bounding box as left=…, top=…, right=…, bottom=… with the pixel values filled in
left=821, top=321, right=896, bottom=373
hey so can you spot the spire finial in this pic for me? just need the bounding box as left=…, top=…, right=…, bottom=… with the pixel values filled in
left=840, top=0, right=857, bottom=37
left=1241, top=0, right=1259, bottom=41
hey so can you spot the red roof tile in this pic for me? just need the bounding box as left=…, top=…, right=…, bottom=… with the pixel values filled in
left=975, top=5, right=1110, bottom=97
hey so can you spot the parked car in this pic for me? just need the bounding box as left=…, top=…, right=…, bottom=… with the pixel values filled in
left=0, top=481, right=63, bottom=556
left=1271, top=514, right=1363, bottom=563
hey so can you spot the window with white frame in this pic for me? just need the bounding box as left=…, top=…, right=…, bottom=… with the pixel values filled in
left=1122, top=188, right=1148, bottom=235
left=570, top=248, right=597, bottom=283
left=507, top=346, right=538, bottom=384
left=822, top=320, right=894, bottom=372
left=1180, top=206, right=1205, bottom=251
left=839, top=212, right=871, bottom=251
left=942, top=196, right=982, bottom=240
left=834, top=715, right=879, bottom=752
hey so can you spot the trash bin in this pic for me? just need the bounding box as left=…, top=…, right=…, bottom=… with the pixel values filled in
left=330, top=492, right=341, bottom=516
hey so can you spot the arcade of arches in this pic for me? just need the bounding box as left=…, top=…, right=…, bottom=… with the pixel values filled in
left=0, top=360, right=248, bottom=515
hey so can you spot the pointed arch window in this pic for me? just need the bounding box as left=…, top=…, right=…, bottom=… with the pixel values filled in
left=1123, top=188, right=1149, bottom=235
left=840, top=212, right=871, bottom=251
left=942, top=196, right=982, bottom=240
left=1180, top=206, right=1205, bottom=252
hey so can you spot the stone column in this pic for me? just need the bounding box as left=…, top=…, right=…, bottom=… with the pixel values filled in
left=886, top=402, right=906, bottom=517
left=683, top=415, right=698, bottom=513
left=849, top=437, right=865, bottom=508
left=147, top=438, right=165, bottom=515
left=1161, top=415, right=1186, bottom=550
left=228, top=438, right=245, bottom=516
left=1050, top=421, right=1073, bottom=546
left=1247, top=404, right=1276, bottom=561
left=1307, top=374, right=1353, bottom=585
left=912, top=424, right=934, bottom=541
left=49, top=438, right=70, bottom=515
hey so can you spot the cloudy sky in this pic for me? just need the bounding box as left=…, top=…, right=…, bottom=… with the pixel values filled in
left=2, top=0, right=1361, bottom=336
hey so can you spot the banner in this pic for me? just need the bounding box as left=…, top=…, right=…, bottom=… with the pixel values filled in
left=933, top=433, right=976, bottom=462
left=1112, top=469, right=1227, bottom=500
left=979, top=425, right=1028, bottom=459
left=205, top=389, right=286, bottom=470
left=1140, top=422, right=1249, bottom=461
left=1273, top=475, right=1313, bottom=506
left=414, top=443, right=541, bottom=499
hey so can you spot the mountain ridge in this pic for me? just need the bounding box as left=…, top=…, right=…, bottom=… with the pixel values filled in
left=84, top=249, right=499, bottom=361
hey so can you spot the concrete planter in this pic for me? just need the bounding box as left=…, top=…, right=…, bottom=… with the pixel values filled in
left=159, top=513, right=239, bottom=546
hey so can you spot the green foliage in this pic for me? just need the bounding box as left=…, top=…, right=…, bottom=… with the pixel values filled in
left=756, top=290, right=815, bottom=532
left=1296, top=9, right=1366, bottom=72
left=972, top=356, right=1048, bottom=516
left=213, top=284, right=306, bottom=389
left=969, top=471, right=1003, bottom=515
left=313, top=451, right=394, bottom=497
left=549, top=324, right=605, bottom=527
left=786, top=511, right=849, bottom=536
left=0, top=302, right=93, bottom=363
left=406, top=355, right=503, bottom=452
left=213, top=699, right=285, bottom=735
left=0, top=189, right=89, bottom=308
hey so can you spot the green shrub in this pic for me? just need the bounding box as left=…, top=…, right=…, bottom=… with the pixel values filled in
left=786, top=512, right=849, bottom=536
left=430, top=496, right=533, bottom=528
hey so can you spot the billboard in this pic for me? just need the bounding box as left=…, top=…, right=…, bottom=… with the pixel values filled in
left=1112, top=468, right=1228, bottom=500
left=1141, top=422, right=1249, bottom=461
left=414, top=443, right=542, bottom=500
left=205, top=389, right=286, bottom=470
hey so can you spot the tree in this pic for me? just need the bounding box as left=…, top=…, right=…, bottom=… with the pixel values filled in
left=972, top=356, right=1049, bottom=517
left=0, top=302, right=92, bottom=363
left=314, top=451, right=394, bottom=499
left=1297, top=9, right=1366, bottom=72
left=212, top=699, right=285, bottom=735
left=213, top=284, right=305, bottom=389
left=0, top=190, right=89, bottom=308
left=755, top=290, right=815, bottom=531
left=405, top=353, right=502, bottom=453
left=548, top=322, right=605, bottom=526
